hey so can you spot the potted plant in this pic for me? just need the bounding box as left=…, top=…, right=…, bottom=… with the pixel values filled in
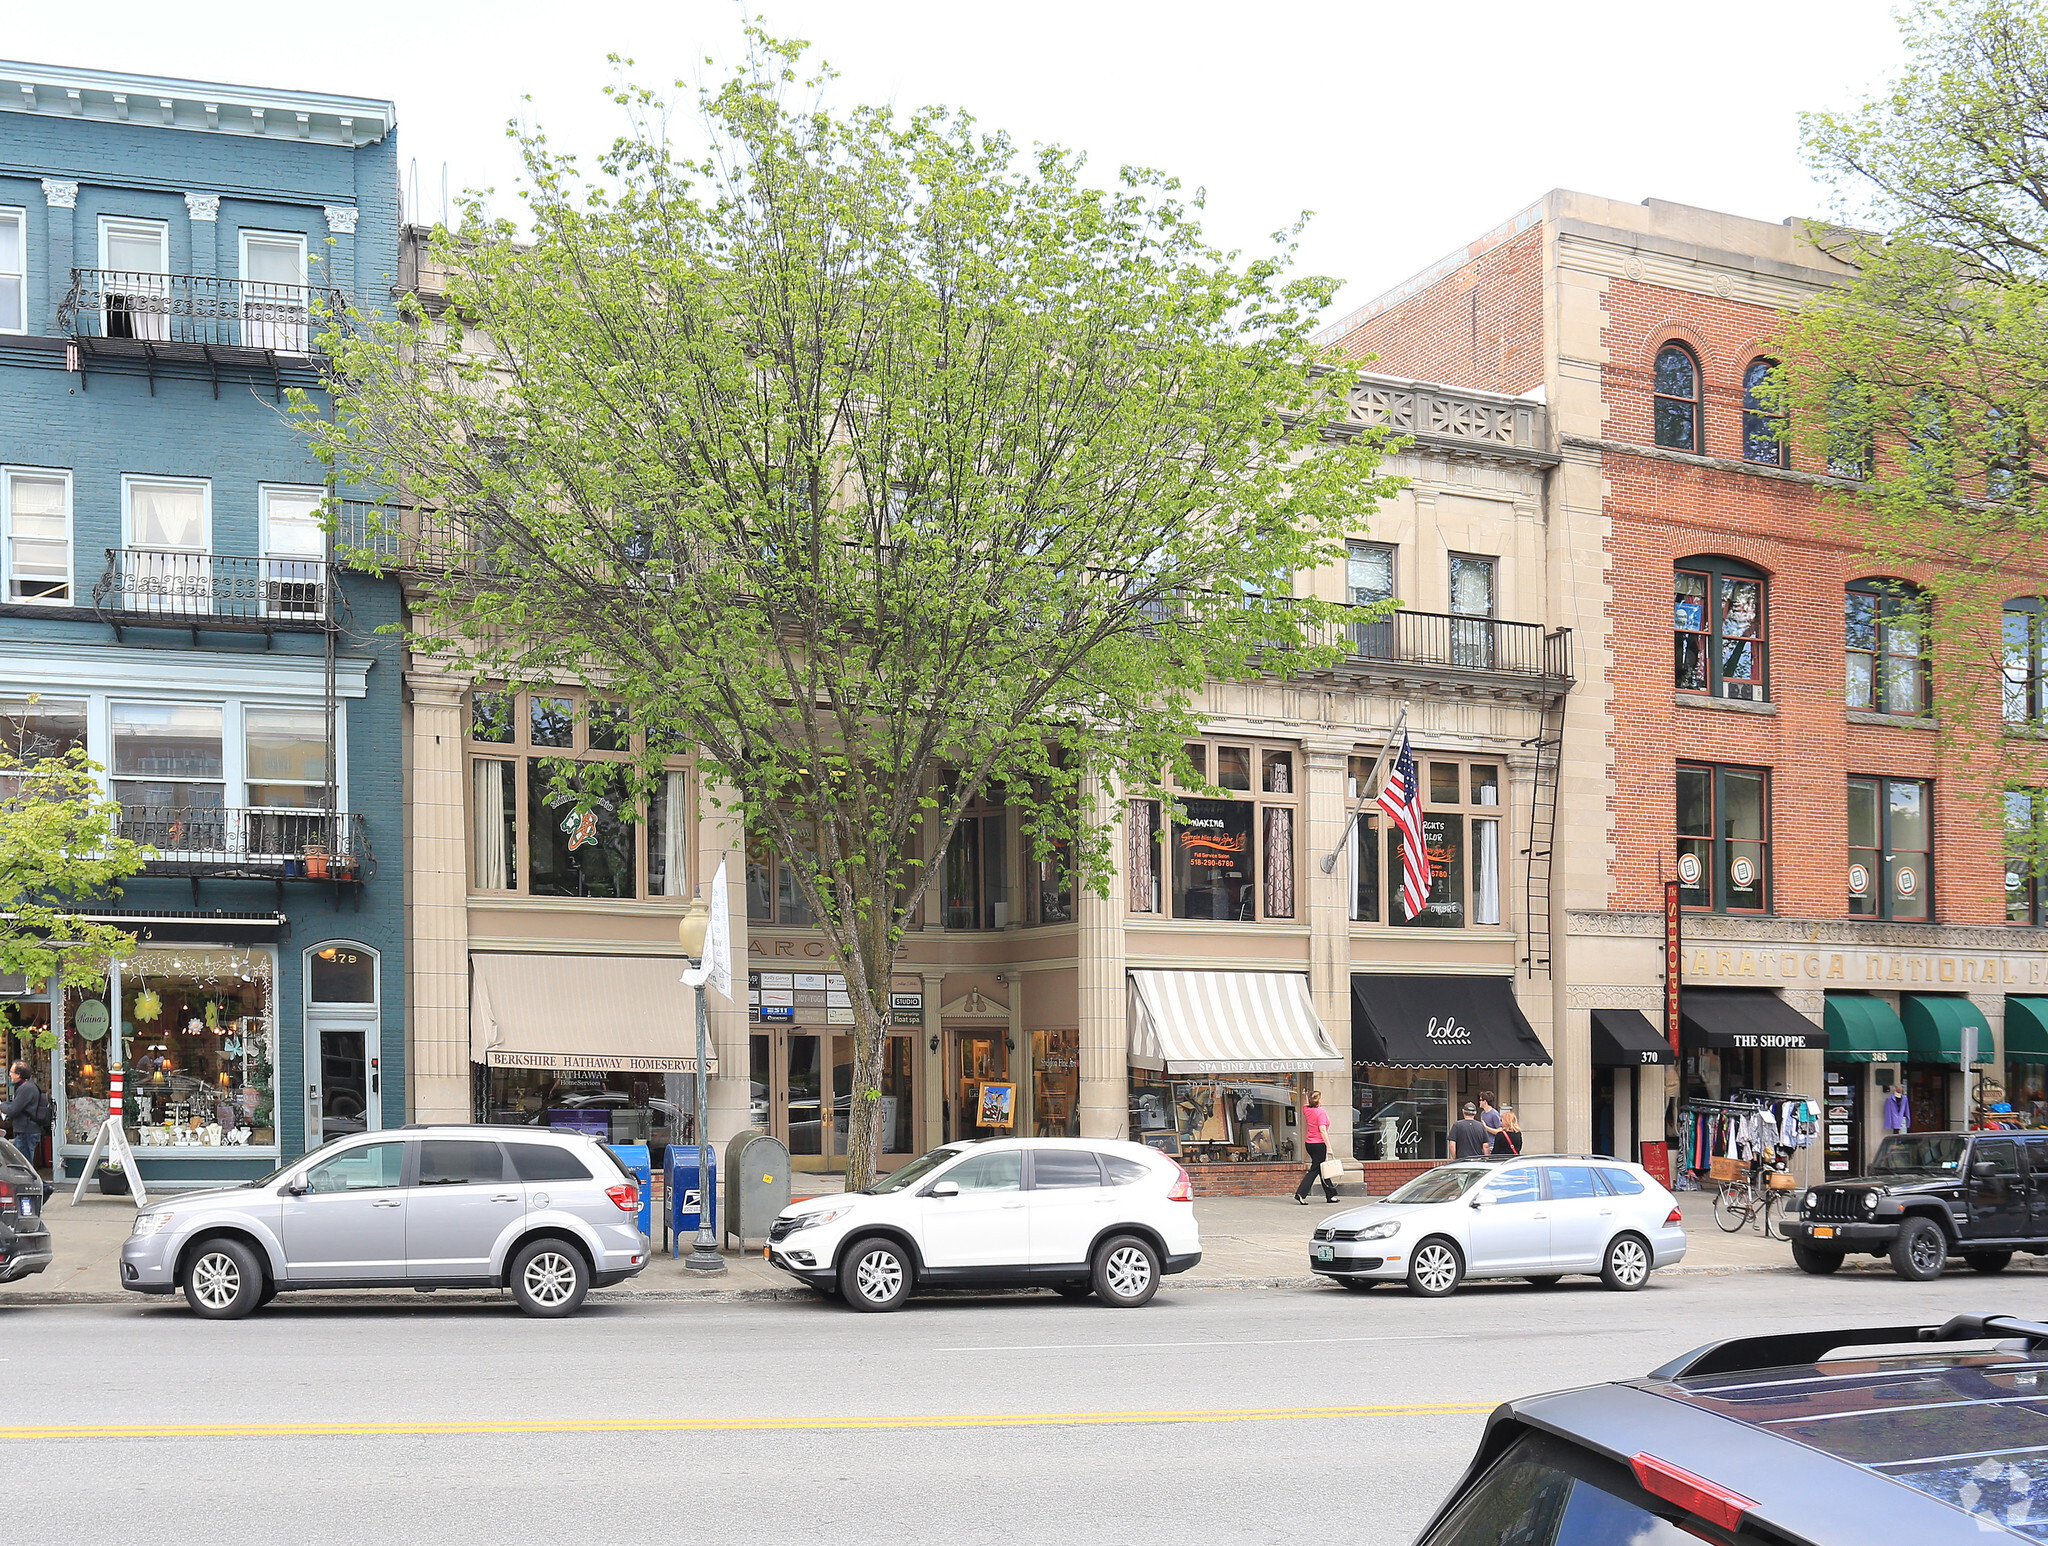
left=96, top=1161, right=130, bottom=1196
left=302, top=839, right=329, bottom=880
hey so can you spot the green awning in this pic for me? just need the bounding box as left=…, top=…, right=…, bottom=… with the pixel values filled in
left=1823, top=994, right=1910, bottom=1064
left=2005, top=998, right=2048, bottom=1062
left=1901, top=994, right=1995, bottom=1065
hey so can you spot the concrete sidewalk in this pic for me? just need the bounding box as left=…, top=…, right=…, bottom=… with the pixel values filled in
left=2, top=1173, right=1814, bottom=1306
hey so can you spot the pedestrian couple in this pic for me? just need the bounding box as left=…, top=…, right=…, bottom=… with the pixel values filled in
left=1450, top=1092, right=1523, bottom=1159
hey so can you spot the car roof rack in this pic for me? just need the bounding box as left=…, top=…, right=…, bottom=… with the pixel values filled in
left=1651, top=1315, right=2048, bottom=1381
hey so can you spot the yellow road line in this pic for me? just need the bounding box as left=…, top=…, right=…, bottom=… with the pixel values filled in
left=0, top=1403, right=1495, bottom=1441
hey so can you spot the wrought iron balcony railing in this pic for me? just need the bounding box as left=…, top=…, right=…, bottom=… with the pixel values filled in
left=1318, top=605, right=1574, bottom=684
left=119, top=806, right=372, bottom=883
left=91, top=550, right=334, bottom=635
left=58, top=269, right=346, bottom=354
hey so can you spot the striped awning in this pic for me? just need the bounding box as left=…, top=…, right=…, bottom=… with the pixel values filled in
left=1127, top=970, right=1343, bottom=1075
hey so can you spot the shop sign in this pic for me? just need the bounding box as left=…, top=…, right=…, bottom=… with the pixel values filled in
left=890, top=992, right=923, bottom=1026
left=74, top=1001, right=110, bottom=1042
left=757, top=1005, right=795, bottom=1021
left=1683, top=945, right=2048, bottom=987
left=1663, top=881, right=1682, bottom=1053
left=1423, top=1015, right=1473, bottom=1047
left=485, top=1051, right=707, bottom=1072
left=1849, top=863, right=1871, bottom=897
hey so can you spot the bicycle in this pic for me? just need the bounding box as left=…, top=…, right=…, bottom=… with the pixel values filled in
left=1713, top=1162, right=1793, bottom=1240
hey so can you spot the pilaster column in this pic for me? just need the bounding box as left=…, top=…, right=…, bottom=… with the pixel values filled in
left=921, top=971, right=946, bottom=1149
left=697, top=776, right=751, bottom=1151
left=324, top=206, right=359, bottom=303
left=41, top=180, right=76, bottom=338
left=1009, top=976, right=1031, bottom=1134
left=1303, top=744, right=1354, bottom=1160
left=183, top=192, right=219, bottom=279
left=404, top=670, right=470, bottom=1123
left=1076, top=769, right=1129, bottom=1138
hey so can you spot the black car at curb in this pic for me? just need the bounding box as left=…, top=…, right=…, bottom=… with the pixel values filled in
left=0, top=1137, right=50, bottom=1285
left=1783, top=1130, right=2048, bottom=1281
left=1415, top=1314, right=2048, bottom=1544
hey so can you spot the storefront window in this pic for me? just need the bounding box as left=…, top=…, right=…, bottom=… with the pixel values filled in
left=1353, top=1067, right=1448, bottom=1160
left=1033, top=1029, right=1079, bottom=1137
left=1128, top=1071, right=1304, bottom=1163
left=2007, top=1063, right=2048, bottom=1128
left=481, top=1067, right=681, bottom=1157
left=1172, top=798, right=1255, bottom=920
left=114, top=949, right=276, bottom=1150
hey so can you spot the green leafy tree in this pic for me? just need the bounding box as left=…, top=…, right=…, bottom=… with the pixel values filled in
left=0, top=739, right=148, bottom=1047
left=305, top=33, right=1403, bottom=1185
left=1774, top=0, right=2048, bottom=903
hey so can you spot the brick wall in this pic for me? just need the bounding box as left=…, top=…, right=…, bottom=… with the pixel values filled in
left=1326, top=225, right=1547, bottom=395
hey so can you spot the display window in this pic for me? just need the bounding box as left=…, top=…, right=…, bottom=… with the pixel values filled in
left=1353, top=1067, right=1449, bottom=1160
left=467, top=688, right=692, bottom=900
left=1033, top=1029, right=1080, bottom=1137
left=2006, top=1063, right=2048, bottom=1128
left=72, top=949, right=278, bottom=1152
left=1348, top=753, right=1503, bottom=928
left=1131, top=737, right=1300, bottom=923
left=481, top=1066, right=684, bottom=1157
left=1127, top=1069, right=1305, bottom=1163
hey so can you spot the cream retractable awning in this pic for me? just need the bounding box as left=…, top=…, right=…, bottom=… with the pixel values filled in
left=470, top=953, right=715, bottom=1073
left=1128, top=970, right=1343, bottom=1075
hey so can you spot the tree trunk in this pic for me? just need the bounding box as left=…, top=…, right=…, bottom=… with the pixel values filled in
left=842, top=995, right=888, bottom=1191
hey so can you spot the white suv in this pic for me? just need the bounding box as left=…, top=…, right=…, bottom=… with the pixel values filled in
left=765, top=1138, right=1201, bottom=1311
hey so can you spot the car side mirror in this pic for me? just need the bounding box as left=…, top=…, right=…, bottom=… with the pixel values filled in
left=285, top=1176, right=309, bottom=1196
left=928, top=1181, right=960, bottom=1198
left=1972, top=1161, right=1999, bottom=1178
left=1469, top=1196, right=1487, bottom=1210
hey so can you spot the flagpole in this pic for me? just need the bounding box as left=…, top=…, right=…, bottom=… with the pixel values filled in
left=1319, top=705, right=1409, bottom=874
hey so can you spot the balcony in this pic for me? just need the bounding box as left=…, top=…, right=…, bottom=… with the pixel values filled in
left=119, top=806, right=372, bottom=886
left=1308, top=606, right=1573, bottom=691
left=57, top=269, right=347, bottom=393
left=91, top=550, right=335, bottom=640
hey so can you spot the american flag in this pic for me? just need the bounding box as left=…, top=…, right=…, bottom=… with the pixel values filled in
left=1377, top=733, right=1429, bottom=917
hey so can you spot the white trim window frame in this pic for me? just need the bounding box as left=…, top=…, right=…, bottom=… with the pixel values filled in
left=259, top=483, right=327, bottom=620
left=122, top=474, right=211, bottom=553
left=121, top=474, right=212, bottom=615
left=96, top=216, right=170, bottom=342
left=1, top=465, right=74, bottom=604
left=0, top=207, right=25, bottom=335
left=239, top=228, right=309, bottom=354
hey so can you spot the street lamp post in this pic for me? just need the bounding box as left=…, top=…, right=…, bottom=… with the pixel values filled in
left=677, top=894, right=725, bottom=1275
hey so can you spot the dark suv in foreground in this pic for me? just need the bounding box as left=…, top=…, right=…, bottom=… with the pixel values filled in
left=1415, top=1314, right=2048, bottom=1544
left=1783, top=1131, right=2048, bottom=1280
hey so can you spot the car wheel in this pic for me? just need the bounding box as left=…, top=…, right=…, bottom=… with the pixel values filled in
left=1092, top=1235, right=1161, bottom=1308
left=1890, top=1217, right=1948, bottom=1282
left=1967, top=1251, right=2014, bottom=1275
left=1600, top=1234, right=1652, bottom=1292
left=511, top=1239, right=590, bottom=1318
left=183, top=1238, right=264, bottom=1320
left=1053, top=1284, right=1093, bottom=1300
left=1406, top=1237, right=1462, bottom=1298
left=1790, top=1241, right=1844, bottom=1275
left=839, top=1237, right=913, bottom=1312
left=1525, top=1275, right=1562, bottom=1288
left=256, top=1280, right=279, bottom=1307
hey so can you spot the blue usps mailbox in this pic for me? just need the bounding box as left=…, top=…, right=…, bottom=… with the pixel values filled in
left=664, top=1143, right=717, bottom=1258
left=607, top=1142, right=653, bottom=1237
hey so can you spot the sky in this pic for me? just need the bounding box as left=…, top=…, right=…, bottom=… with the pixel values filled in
left=7, top=0, right=1911, bottom=319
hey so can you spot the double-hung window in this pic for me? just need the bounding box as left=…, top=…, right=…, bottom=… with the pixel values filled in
left=124, top=476, right=211, bottom=609
left=1653, top=345, right=1700, bottom=451
left=1448, top=553, right=1497, bottom=669
left=0, top=209, right=23, bottom=334
left=1846, top=579, right=1929, bottom=716
left=111, top=702, right=227, bottom=853
left=2, top=468, right=72, bottom=602
left=0, top=695, right=86, bottom=797
left=241, top=230, right=309, bottom=353
left=99, top=218, right=169, bottom=342
left=1347, top=540, right=1396, bottom=658
left=1676, top=763, right=1769, bottom=913
left=2005, top=598, right=2048, bottom=725
left=1742, top=359, right=1786, bottom=466
left=261, top=486, right=326, bottom=619
left=2007, top=791, right=2048, bottom=926
left=1849, top=777, right=1931, bottom=921
left=1674, top=555, right=1767, bottom=700
left=1348, top=753, right=1502, bottom=928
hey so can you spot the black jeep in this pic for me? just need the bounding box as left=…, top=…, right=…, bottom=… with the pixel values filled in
left=1783, top=1130, right=2048, bottom=1281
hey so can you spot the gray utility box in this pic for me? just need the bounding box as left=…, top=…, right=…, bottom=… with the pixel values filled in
left=723, top=1131, right=791, bottom=1250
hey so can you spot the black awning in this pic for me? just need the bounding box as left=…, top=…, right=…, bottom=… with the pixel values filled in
left=1680, top=989, right=1824, bottom=1052
left=1351, top=975, right=1553, bottom=1070
left=1591, top=1008, right=1676, bottom=1067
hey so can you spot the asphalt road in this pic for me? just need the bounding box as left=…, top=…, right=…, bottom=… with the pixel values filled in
left=9, top=1270, right=2046, bottom=1546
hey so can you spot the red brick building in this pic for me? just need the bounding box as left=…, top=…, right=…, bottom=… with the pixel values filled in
left=1324, top=192, right=2048, bottom=1180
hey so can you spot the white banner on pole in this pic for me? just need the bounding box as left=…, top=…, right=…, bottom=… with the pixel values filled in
left=680, top=857, right=733, bottom=1002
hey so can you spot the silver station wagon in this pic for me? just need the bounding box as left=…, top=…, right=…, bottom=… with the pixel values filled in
left=119, top=1125, right=648, bottom=1318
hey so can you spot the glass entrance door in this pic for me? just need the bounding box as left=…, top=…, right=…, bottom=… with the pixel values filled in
left=828, top=1033, right=918, bottom=1171
left=310, top=1027, right=372, bottom=1147
left=782, top=1032, right=826, bottom=1171
left=752, top=1026, right=919, bottom=1172
left=948, top=1030, right=1011, bottom=1144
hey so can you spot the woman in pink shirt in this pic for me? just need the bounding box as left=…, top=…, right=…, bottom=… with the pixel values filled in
left=1294, top=1091, right=1338, bottom=1205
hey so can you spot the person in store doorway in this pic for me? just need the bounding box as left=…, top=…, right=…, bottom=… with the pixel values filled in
left=1449, top=1102, right=1492, bottom=1160
left=1294, top=1091, right=1338, bottom=1206
left=2, top=1061, right=44, bottom=1176
left=1494, top=1109, right=1524, bottom=1158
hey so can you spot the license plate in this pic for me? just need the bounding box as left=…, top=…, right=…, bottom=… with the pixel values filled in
left=1313, top=1245, right=1334, bottom=1262
left=1812, top=1226, right=1834, bottom=1238
left=18, top=1196, right=34, bottom=1217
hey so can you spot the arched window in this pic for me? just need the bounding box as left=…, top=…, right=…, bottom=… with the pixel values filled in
left=1846, top=579, right=1929, bottom=716
left=1742, top=359, right=1785, bottom=467
left=1674, top=555, right=1767, bottom=701
left=2006, top=597, right=2048, bottom=724
left=1653, top=345, right=1700, bottom=451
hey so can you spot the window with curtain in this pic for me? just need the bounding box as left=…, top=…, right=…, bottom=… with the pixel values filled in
left=1127, top=799, right=1160, bottom=914
left=1674, top=555, right=1768, bottom=700
left=1449, top=553, right=1496, bottom=668
left=241, top=232, right=309, bottom=353
left=261, top=486, right=326, bottom=619
left=128, top=479, right=209, bottom=551
left=101, top=220, right=168, bottom=341
left=464, top=688, right=690, bottom=900
left=1350, top=753, right=1500, bottom=930
left=0, top=209, right=22, bottom=335
left=1653, top=345, right=1700, bottom=451
left=1165, top=738, right=1299, bottom=923
left=244, top=706, right=327, bottom=809
left=1845, top=579, right=1929, bottom=716
left=4, top=469, right=72, bottom=602
left=1742, top=359, right=1786, bottom=466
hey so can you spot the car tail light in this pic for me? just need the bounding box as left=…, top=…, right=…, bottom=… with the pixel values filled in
left=1665, top=1207, right=1683, bottom=1226
left=1167, top=1163, right=1192, bottom=1203
left=606, top=1183, right=640, bottom=1214
left=1630, top=1453, right=1755, bottom=1531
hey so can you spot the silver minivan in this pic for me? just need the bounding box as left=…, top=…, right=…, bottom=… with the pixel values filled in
left=119, top=1125, right=648, bottom=1318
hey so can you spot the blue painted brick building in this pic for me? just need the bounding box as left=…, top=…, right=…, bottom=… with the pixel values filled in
left=0, top=61, right=402, bottom=1183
